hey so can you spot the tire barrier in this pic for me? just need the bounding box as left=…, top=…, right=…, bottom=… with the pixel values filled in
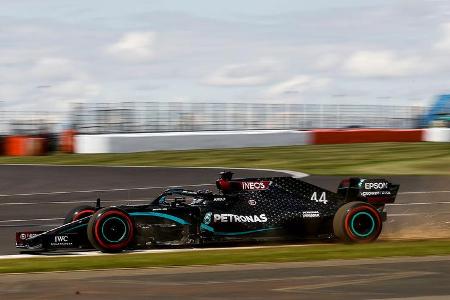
left=4, top=136, right=48, bottom=156
left=59, top=129, right=76, bottom=153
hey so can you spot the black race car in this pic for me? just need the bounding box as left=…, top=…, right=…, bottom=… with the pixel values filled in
left=16, top=172, right=399, bottom=253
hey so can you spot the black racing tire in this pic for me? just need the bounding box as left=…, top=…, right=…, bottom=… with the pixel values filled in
left=333, top=201, right=382, bottom=243
left=87, top=207, right=134, bottom=253
left=63, top=205, right=96, bottom=224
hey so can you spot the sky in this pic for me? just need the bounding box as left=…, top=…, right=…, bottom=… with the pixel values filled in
left=1, top=0, right=450, bottom=111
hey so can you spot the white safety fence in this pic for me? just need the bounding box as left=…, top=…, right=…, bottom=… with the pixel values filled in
left=424, top=128, right=450, bottom=142
left=74, top=128, right=449, bottom=154
left=75, top=130, right=312, bottom=153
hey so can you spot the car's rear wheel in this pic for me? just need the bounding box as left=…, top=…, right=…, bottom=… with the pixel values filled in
left=333, top=201, right=382, bottom=243
left=63, top=205, right=95, bottom=224
left=87, top=208, right=134, bottom=252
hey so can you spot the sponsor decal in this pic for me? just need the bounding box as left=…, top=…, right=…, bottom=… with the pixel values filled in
left=361, top=190, right=392, bottom=197
left=310, top=192, right=328, bottom=204
left=213, top=213, right=268, bottom=223
left=55, top=235, right=69, bottom=243
left=241, top=181, right=271, bottom=190
left=302, top=211, right=320, bottom=218
left=360, top=179, right=391, bottom=197
left=213, top=197, right=226, bottom=202
left=248, top=199, right=257, bottom=206
left=50, top=235, right=73, bottom=247
left=364, top=182, right=389, bottom=190
left=203, top=212, right=213, bottom=225
left=18, top=232, right=40, bottom=240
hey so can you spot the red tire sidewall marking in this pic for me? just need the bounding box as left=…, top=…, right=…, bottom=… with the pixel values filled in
left=73, top=210, right=95, bottom=221
left=344, top=205, right=382, bottom=242
left=93, top=210, right=134, bottom=250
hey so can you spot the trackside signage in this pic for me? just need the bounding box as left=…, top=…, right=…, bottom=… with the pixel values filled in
left=241, top=181, right=271, bottom=190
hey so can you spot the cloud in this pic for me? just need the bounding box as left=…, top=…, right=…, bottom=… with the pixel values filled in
left=314, top=53, right=342, bottom=70
left=0, top=53, right=100, bottom=110
left=435, top=22, right=450, bottom=50
left=45, top=80, right=100, bottom=98
left=204, top=60, right=280, bottom=86
left=3, top=2, right=450, bottom=110
left=30, top=57, right=87, bottom=81
left=342, top=50, right=424, bottom=77
left=267, top=75, right=329, bottom=96
left=106, top=32, right=157, bottom=63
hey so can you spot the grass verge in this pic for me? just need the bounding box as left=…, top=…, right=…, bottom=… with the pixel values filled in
left=0, top=142, right=448, bottom=175
left=2, top=240, right=450, bottom=274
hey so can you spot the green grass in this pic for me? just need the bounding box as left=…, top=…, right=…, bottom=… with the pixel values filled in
left=0, top=142, right=448, bottom=175
left=2, top=240, right=450, bottom=274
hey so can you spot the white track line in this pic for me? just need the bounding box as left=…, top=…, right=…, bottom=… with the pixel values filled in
left=2, top=164, right=306, bottom=174
left=387, top=202, right=450, bottom=206
left=1, top=164, right=308, bottom=178
left=0, top=217, right=64, bottom=223
left=0, top=199, right=149, bottom=206
left=0, top=183, right=215, bottom=198
left=0, top=243, right=327, bottom=260
left=2, top=197, right=449, bottom=208
left=3, top=199, right=450, bottom=207
left=399, top=191, right=450, bottom=195
left=0, top=168, right=306, bottom=199
left=387, top=213, right=450, bottom=217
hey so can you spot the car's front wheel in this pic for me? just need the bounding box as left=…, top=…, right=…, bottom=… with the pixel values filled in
left=63, top=205, right=96, bottom=224
left=333, top=201, right=382, bottom=243
left=87, top=208, right=134, bottom=252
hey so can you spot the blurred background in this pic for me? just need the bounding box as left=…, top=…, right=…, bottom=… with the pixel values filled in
left=0, top=0, right=449, bottom=155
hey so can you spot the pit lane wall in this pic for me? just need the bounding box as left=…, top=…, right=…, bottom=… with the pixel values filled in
left=1, top=129, right=448, bottom=155
left=424, top=128, right=450, bottom=142
left=72, top=128, right=449, bottom=154
left=74, top=130, right=312, bottom=153
left=312, top=129, right=424, bottom=144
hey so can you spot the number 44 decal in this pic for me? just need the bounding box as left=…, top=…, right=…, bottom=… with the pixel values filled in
left=311, top=192, right=328, bottom=204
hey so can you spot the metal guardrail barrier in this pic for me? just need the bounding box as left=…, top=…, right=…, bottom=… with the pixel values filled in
left=70, top=102, right=427, bottom=134
left=0, top=110, right=65, bottom=135
left=0, top=102, right=427, bottom=135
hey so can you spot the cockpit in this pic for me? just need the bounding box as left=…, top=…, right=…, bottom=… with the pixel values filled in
left=151, top=188, right=214, bottom=207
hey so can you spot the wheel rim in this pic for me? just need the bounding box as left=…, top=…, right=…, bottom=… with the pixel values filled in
left=101, top=217, right=128, bottom=243
left=350, top=211, right=376, bottom=238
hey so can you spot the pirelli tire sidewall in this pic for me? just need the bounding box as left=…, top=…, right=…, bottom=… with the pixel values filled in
left=87, top=207, right=134, bottom=252
left=63, top=205, right=96, bottom=224
left=333, top=201, right=382, bottom=243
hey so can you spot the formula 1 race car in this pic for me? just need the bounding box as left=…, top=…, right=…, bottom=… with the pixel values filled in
left=16, top=172, right=399, bottom=253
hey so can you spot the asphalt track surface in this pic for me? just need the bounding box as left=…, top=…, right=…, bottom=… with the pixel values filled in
left=0, top=165, right=449, bottom=255
left=2, top=256, right=450, bottom=299
left=0, top=165, right=449, bottom=299
left=0, top=165, right=290, bottom=255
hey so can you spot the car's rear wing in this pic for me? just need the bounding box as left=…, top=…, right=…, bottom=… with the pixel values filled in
left=338, top=178, right=399, bottom=206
